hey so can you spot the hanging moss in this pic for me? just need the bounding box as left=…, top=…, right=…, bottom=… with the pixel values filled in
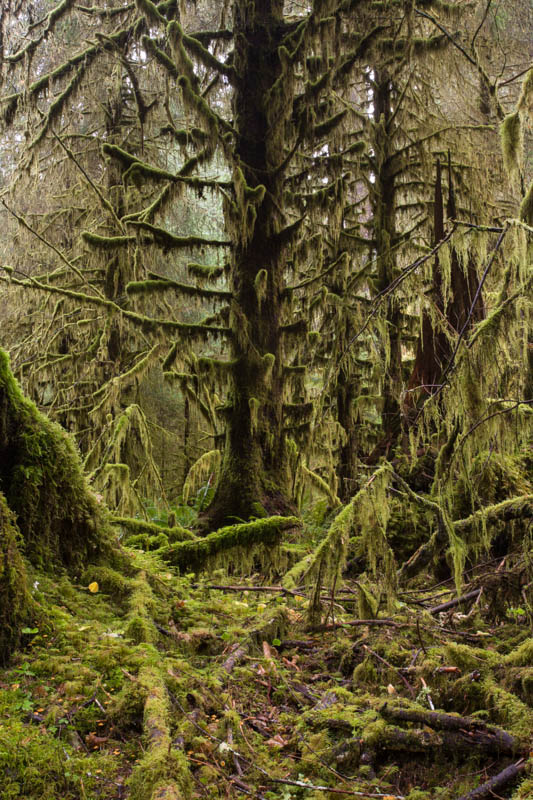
left=520, top=181, right=533, bottom=225
left=182, top=450, right=222, bottom=504
left=300, top=465, right=342, bottom=508
left=500, top=111, right=522, bottom=180
left=187, top=263, right=225, bottom=281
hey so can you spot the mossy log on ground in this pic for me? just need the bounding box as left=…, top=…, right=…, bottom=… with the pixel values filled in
left=159, top=516, right=300, bottom=573
left=0, top=491, right=36, bottom=665
left=380, top=705, right=524, bottom=755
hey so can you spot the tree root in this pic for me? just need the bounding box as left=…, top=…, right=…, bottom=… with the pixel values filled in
left=129, top=665, right=192, bottom=800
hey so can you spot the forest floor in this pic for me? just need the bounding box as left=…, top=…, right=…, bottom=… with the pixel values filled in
left=1, top=513, right=533, bottom=800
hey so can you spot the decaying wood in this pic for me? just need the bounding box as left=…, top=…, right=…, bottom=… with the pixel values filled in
left=222, top=643, right=248, bottom=674
left=380, top=705, right=524, bottom=756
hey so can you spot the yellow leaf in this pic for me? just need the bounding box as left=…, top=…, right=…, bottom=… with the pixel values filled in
left=88, top=582, right=99, bottom=593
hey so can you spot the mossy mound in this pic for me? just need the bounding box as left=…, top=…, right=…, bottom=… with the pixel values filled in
left=0, top=348, right=106, bottom=571
left=0, top=492, right=36, bottom=665
left=0, top=348, right=112, bottom=662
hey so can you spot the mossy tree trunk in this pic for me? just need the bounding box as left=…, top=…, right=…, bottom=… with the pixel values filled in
left=204, top=0, right=295, bottom=527
left=372, top=73, right=403, bottom=455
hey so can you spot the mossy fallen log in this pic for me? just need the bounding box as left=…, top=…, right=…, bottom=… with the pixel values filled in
left=159, top=516, right=300, bottom=573
left=380, top=705, right=523, bottom=755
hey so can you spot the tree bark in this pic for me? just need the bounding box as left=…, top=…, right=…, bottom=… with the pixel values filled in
left=205, top=0, right=297, bottom=527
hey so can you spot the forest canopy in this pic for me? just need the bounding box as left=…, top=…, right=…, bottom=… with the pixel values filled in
left=1, top=0, right=533, bottom=798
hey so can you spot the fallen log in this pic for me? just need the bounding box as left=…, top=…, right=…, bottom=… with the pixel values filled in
left=380, top=705, right=523, bottom=756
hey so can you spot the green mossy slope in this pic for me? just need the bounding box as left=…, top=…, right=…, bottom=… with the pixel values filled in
left=0, top=348, right=111, bottom=662
left=0, top=491, right=36, bottom=665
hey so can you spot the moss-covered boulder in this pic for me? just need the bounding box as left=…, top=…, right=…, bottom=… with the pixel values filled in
left=0, top=348, right=105, bottom=570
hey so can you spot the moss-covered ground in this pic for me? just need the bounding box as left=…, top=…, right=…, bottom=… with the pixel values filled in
left=1, top=516, right=533, bottom=800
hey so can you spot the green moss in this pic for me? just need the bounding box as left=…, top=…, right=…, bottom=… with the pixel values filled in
left=0, top=348, right=107, bottom=572
left=127, top=532, right=169, bottom=551
left=0, top=492, right=37, bottom=664
left=444, top=642, right=498, bottom=672
left=81, top=231, right=134, bottom=248
left=128, top=666, right=192, bottom=800
left=505, top=639, right=533, bottom=667
left=124, top=572, right=158, bottom=644
left=482, top=676, right=533, bottom=738
left=520, top=180, right=533, bottom=225
left=80, top=566, right=131, bottom=598
left=501, top=111, right=522, bottom=178
left=352, top=657, right=378, bottom=688
left=160, top=516, right=299, bottom=573
left=125, top=615, right=155, bottom=644
left=112, top=516, right=196, bottom=542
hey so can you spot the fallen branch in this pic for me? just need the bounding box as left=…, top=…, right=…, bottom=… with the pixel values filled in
left=429, top=589, right=482, bottom=615
left=453, top=759, right=527, bottom=800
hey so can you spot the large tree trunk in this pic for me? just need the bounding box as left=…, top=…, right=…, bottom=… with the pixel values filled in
left=205, top=0, right=296, bottom=527
left=373, top=75, right=403, bottom=454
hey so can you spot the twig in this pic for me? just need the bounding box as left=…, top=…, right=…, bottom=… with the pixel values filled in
left=416, top=617, right=427, bottom=656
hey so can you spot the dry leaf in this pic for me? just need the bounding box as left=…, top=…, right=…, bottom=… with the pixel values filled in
left=266, top=734, right=287, bottom=748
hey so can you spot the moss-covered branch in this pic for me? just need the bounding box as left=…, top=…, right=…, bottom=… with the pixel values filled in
left=159, top=516, right=300, bottom=573
left=111, top=515, right=196, bottom=543
left=127, top=221, right=231, bottom=249
left=126, top=276, right=231, bottom=300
